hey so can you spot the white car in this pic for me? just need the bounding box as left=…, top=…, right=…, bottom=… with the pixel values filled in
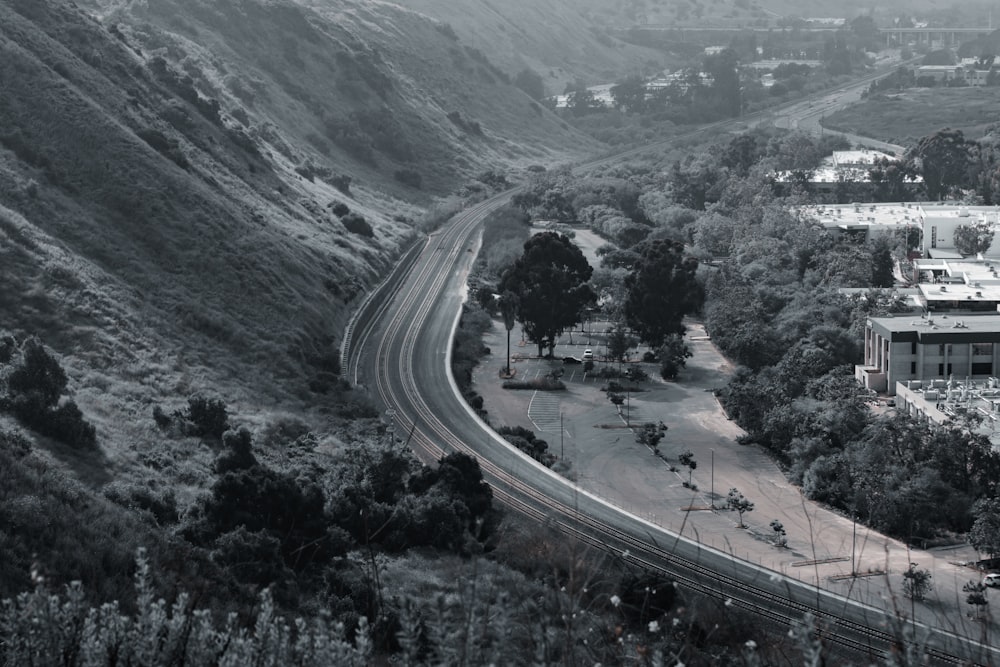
left=582, top=349, right=594, bottom=361
left=984, top=573, right=1000, bottom=588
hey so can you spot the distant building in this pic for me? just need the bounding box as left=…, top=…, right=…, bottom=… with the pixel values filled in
left=797, top=201, right=922, bottom=242
left=912, top=60, right=1000, bottom=86
left=856, top=314, right=1000, bottom=395
left=776, top=150, right=920, bottom=194
left=803, top=17, right=847, bottom=27
left=746, top=59, right=822, bottom=71
left=922, top=205, right=1000, bottom=257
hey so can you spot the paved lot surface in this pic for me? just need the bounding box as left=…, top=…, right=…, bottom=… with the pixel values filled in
left=473, top=315, right=998, bottom=635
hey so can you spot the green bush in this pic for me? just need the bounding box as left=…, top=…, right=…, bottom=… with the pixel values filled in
left=342, top=212, right=375, bottom=237
left=184, top=394, right=230, bottom=440
left=4, top=337, right=98, bottom=449
left=393, top=169, right=423, bottom=189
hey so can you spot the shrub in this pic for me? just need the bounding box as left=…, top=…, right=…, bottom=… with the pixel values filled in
left=184, top=394, right=230, bottom=440
left=330, top=200, right=350, bottom=217
left=213, top=427, right=257, bottom=474
left=393, top=169, right=423, bottom=189
left=342, top=212, right=375, bottom=237
left=104, top=482, right=179, bottom=526
left=497, top=425, right=553, bottom=464
left=4, top=338, right=98, bottom=449
left=152, top=405, right=172, bottom=430
left=502, top=376, right=566, bottom=390
left=330, top=174, right=352, bottom=195
left=44, top=400, right=97, bottom=449
left=7, top=337, right=66, bottom=408
left=135, top=128, right=189, bottom=170
left=446, top=111, right=484, bottom=136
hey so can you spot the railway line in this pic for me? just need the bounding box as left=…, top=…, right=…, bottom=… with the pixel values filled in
left=344, top=79, right=998, bottom=664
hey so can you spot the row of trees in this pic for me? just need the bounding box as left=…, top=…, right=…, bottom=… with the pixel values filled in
left=492, top=231, right=701, bottom=361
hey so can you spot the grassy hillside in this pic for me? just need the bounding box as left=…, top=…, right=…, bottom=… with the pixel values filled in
left=822, top=87, right=1000, bottom=145
left=0, top=0, right=602, bottom=466
left=0, top=0, right=614, bottom=614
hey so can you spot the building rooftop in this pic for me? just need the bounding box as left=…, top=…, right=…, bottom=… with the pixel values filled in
left=869, top=313, right=1000, bottom=337
left=797, top=202, right=924, bottom=230
left=895, top=377, right=1000, bottom=444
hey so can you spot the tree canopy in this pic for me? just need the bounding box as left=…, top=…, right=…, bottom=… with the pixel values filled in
left=623, top=239, right=702, bottom=347
left=953, top=221, right=995, bottom=257
left=499, top=232, right=596, bottom=356
left=907, top=128, right=972, bottom=200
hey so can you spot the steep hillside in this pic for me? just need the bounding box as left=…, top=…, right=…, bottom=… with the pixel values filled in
left=0, top=0, right=601, bottom=470
left=387, top=0, right=670, bottom=91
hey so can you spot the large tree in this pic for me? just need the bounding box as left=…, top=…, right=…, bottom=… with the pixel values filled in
left=969, top=497, right=1000, bottom=558
left=907, top=128, right=972, bottom=200
left=499, top=232, right=595, bottom=357
left=952, top=221, right=995, bottom=257
left=623, top=239, right=701, bottom=347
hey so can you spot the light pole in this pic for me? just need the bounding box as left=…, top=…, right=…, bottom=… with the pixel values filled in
left=385, top=408, right=396, bottom=446
left=851, top=509, right=857, bottom=577
left=560, top=412, right=564, bottom=459
left=710, top=448, right=715, bottom=509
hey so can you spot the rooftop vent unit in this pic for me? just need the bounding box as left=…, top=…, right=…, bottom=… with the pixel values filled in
left=940, top=285, right=947, bottom=292
left=977, top=291, right=983, bottom=297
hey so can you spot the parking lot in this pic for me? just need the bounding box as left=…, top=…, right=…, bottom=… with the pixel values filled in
left=473, top=316, right=993, bottom=629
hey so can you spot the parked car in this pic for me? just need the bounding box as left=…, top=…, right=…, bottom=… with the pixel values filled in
left=984, top=573, right=1000, bottom=587
left=563, top=356, right=582, bottom=364
left=582, top=349, right=594, bottom=361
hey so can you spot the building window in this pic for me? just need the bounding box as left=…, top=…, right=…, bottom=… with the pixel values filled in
left=973, top=343, right=992, bottom=357
left=939, top=344, right=946, bottom=355
left=931, top=225, right=937, bottom=248
left=911, top=342, right=917, bottom=354
left=911, top=361, right=916, bottom=374
left=973, top=362, right=993, bottom=375
left=939, top=363, right=944, bottom=375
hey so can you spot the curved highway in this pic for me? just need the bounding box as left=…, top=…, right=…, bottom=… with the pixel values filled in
left=344, top=89, right=997, bottom=666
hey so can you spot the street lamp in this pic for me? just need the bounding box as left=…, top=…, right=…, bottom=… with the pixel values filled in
left=710, top=448, right=715, bottom=509
left=385, top=408, right=397, bottom=446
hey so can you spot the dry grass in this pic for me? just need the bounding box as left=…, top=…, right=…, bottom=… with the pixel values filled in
left=822, top=87, right=1000, bottom=145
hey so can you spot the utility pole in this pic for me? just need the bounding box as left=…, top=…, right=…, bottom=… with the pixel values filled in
left=560, top=412, right=564, bottom=459
left=625, top=388, right=630, bottom=427
left=851, top=510, right=857, bottom=576
left=710, top=448, right=715, bottom=509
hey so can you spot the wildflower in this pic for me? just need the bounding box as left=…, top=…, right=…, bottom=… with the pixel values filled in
left=648, top=620, right=660, bottom=633
left=745, top=640, right=757, bottom=650
left=724, top=598, right=733, bottom=607
left=672, top=617, right=681, bottom=627
left=610, top=594, right=622, bottom=607
left=622, top=549, right=631, bottom=559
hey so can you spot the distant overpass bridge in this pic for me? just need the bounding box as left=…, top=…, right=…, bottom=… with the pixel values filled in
left=881, top=27, right=992, bottom=46
left=615, top=24, right=993, bottom=46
